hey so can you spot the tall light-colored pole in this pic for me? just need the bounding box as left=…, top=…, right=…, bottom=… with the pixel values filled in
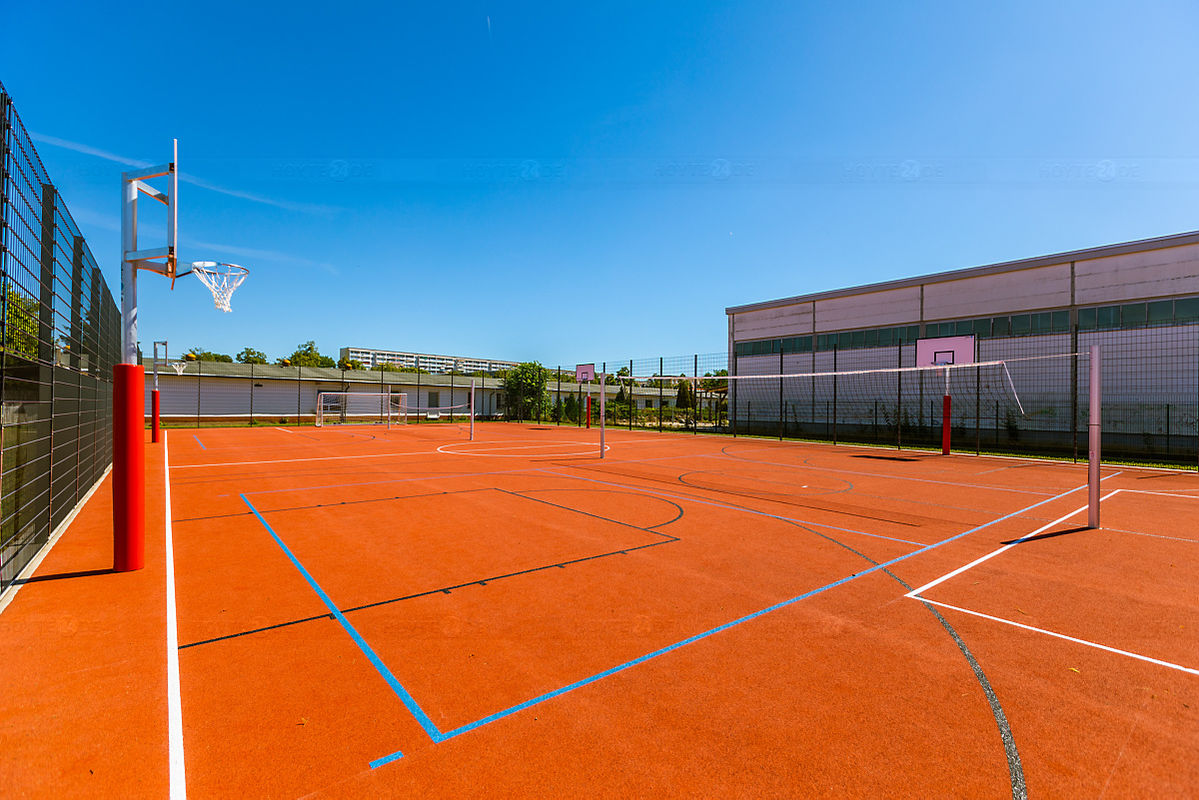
left=1087, top=345, right=1101, bottom=528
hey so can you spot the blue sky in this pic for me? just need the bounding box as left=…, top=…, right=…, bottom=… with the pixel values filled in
left=4, top=1, right=1198, bottom=366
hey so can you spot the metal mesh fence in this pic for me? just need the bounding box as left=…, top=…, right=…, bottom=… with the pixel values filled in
left=730, top=326, right=1198, bottom=467
left=0, top=83, right=122, bottom=594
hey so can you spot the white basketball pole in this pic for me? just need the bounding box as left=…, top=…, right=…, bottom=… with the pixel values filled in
left=470, top=380, right=475, bottom=441
left=599, top=373, right=606, bottom=459
left=1087, top=345, right=1101, bottom=529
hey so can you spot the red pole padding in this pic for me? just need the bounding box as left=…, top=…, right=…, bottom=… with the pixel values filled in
left=113, top=364, right=146, bottom=572
left=941, top=394, right=952, bottom=455
left=152, top=389, right=161, bottom=444
left=586, top=396, right=592, bottom=429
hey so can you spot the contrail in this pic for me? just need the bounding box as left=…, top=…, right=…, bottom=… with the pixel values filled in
left=30, top=131, right=339, bottom=215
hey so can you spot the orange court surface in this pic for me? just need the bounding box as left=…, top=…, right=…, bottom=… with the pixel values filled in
left=1, top=421, right=1196, bottom=798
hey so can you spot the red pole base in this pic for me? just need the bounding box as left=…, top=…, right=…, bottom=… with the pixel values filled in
left=586, top=396, right=592, bottom=429
left=113, top=364, right=146, bottom=572
left=941, top=394, right=952, bottom=455
left=152, top=389, right=161, bottom=444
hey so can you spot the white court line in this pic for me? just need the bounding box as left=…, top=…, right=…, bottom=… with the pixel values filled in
left=905, top=500, right=1094, bottom=598
left=171, top=447, right=445, bottom=470
left=274, top=427, right=294, bottom=434
left=164, top=432, right=187, bottom=798
left=905, top=482, right=1199, bottom=675
left=1114, top=489, right=1199, bottom=499
left=917, top=597, right=1199, bottom=676
left=438, top=442, right=608, bottom=458
left=439, top=440, right=602, bottom=452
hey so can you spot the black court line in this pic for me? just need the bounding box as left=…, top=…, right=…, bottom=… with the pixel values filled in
left=180, top=488, right=681, bottom=650
left=775, top=515, right=1027, bottom=799
left=513, top=486, right=686, bottom=530
left=495, top=488, right=684, bottom=537
left=569, top=461, right=925, bottom=529
left=172, top=488, right=487, bottom=524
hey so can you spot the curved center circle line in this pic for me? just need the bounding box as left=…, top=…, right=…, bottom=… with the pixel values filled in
left=437, top=443, right=609, bottom=458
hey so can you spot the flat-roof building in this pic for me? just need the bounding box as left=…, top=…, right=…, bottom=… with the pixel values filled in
left=725, top=230, right=1199, bottom=462
left=339, top=347, right=519, bottom=375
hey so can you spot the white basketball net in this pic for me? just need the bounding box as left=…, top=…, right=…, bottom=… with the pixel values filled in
left=190, top=261, right=248, bottom=312
left=171, top=362, right=187, bottom=375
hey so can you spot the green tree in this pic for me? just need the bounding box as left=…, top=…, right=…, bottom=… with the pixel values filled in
left=563, top=393, right=580, bottom=423
left=285, top=341, right=336, bottom=367
left=502, top=362, right=550, bottom=421
left=188, top=347, right=233, bottom=363
left=2, top=288, right=39, bottom=360
left=236, top=347, right=268, bottom=364
left=338, top=357, right=365, bottom=370
left=700, top=369, right=729, bottom=391
left=372, top=362, right=399, bottom=371
left=675, top=374, right=693, bottom=410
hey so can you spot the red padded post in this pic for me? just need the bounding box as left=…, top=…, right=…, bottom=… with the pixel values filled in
left=586, top=395, right=592, bottom=429
left=152, top=389, right=161, bottom=444
left=113, top=364, right=145, bottom=572
left=941, top=394, right=952, bottom=455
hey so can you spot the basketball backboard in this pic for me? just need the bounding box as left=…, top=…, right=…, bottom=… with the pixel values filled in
left=916, top=335, right=975, bottom=367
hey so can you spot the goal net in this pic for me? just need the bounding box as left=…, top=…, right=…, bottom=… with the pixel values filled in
left=394, top=397, right=473, bottom=424
left=315, top=391, right=406, bottom=428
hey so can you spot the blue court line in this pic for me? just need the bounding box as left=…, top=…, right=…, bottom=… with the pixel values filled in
left=239, top=494, right=437, bottom=749
left=366, top=476, right=1094, bottom=767
left=193, top=435, right=206, bottom=450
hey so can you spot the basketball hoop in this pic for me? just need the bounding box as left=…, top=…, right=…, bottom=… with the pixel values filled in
left=171, top=362, right=187, bottom=376
left=183, top=261, right=248, bottom=312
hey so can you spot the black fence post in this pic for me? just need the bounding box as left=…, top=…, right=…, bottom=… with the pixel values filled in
left=832, top=345, right=838, bottom=446
left=896, top=342, right=903, bottom=449
left=975, top=364, right=981, bottom=455
left=249, top=362, right=255, bottom=424
left=778, top=347, right=784, bottom=440
left=658, top=356, right=663, bottom=432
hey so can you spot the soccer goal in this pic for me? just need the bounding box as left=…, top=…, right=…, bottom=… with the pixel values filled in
left=315, top=391, right=406, bottom=428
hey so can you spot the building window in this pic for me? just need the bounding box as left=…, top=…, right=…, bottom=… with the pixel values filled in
left=1147, top=300, right=1173, bottom=325
left=427, top=391, right=440, bottom=407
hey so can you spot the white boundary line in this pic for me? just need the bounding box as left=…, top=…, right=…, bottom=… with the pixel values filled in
left=171, top=447, right=445, bottom=470
left=907, top=484, right=1199, bottom=675
left=917, top=597, right=1199, bottom=675
left=904, top=496, right=1103, bottom=598
left=164, top=431, right=187, bottom=798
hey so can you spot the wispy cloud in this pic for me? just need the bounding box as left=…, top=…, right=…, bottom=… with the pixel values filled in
left=30, top=131, right=339, bottom=215
left=31, top=132, right=153, bottom=168
left=187, top=239, right=340, bottom=276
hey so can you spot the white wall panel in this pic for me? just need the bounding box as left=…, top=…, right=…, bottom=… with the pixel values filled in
left=923, top=264, right=1071, bottom=319
left=814, top=287, right=920, bottom=330
left=734, top=304, right=813, bottom=340
left=1075, top=243, right=1199, bottom=305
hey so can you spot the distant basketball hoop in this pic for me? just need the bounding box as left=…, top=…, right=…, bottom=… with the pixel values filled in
left=171, top=362, right=187, bottom=376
